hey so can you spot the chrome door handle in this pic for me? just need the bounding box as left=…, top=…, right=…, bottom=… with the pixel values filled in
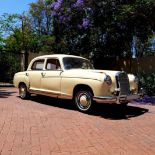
left=26, top=73, right=29, bottom=76
left=41, top=72, right=46, bottom=77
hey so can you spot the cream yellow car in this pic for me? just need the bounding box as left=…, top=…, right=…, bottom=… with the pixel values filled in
left=13, top=54, right=142, bottom=112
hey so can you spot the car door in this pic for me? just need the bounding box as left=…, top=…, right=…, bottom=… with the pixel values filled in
left=41, top=58, right=62, bottom=97
left=28, top=59, right=45, bottom=91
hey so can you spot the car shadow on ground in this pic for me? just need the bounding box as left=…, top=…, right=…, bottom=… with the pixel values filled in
left=0, top=88, right=16, bottom=98
left=29, top=95, right=149, bottom=120
left=89, top=104, right=149, bottom=120
left=30, top=95, right=76, bottom=110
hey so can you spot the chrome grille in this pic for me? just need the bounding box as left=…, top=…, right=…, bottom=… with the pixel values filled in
left=116, top=72, right=130, bottom=95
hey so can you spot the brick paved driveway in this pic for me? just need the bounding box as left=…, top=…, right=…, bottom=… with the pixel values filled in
left=0, top=87, right=155, bottom=155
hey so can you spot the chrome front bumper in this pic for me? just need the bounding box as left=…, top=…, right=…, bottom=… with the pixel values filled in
left=93, top=94, right=143, bottom=104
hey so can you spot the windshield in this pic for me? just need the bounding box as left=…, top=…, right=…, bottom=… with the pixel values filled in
left=63, top=57, right=94, bottom=70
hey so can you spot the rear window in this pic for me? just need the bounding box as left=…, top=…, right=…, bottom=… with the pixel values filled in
left=46, top=59, right=61, bottom=70
left=31, top=59, right=44, bottom=70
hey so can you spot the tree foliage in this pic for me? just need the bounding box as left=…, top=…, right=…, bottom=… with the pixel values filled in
left=49, top=0, right=155, bottom=58
left=0, top=13, right=20, bottom=36
left=0, top=0, right=155, bottom=58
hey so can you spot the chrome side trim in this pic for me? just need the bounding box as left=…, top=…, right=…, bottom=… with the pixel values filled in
left=59, top=93, right=72, bottom=99
left=29, top=89, right=58, bottom=98
left=29, top=89, right=72, bottom=99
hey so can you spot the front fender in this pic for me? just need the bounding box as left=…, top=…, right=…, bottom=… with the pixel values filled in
left=13, top=72, right=29, bottom=89
left=60, top=77, right=111, bottom=99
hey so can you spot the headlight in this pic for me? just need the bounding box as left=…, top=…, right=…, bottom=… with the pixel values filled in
left=104, top=75, right=112, bottom=85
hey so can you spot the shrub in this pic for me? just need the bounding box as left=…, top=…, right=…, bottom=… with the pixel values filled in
left=137, top=73, right=155, bottom=96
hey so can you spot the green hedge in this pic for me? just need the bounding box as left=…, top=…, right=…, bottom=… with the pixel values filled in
left=0, top=52, right=20, bottom=83
left=137, top=73, right=155, bottom=96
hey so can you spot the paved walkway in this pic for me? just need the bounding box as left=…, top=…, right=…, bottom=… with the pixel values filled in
left=0, top=87, right=155, bottom=155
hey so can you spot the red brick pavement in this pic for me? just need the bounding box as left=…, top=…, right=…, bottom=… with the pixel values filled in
left=0, top=87, right=155, bottom=155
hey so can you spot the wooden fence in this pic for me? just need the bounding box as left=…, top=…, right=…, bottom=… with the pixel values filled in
left=117, top=56, right=155, bottom=74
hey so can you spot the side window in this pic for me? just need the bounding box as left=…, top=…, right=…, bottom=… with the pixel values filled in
left=31, top=59, right=44, bottom=70
left=46, top=59, right=61, bottom=70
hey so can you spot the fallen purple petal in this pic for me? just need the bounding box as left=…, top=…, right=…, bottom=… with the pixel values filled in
left=134, top=96, right=155, bottom=105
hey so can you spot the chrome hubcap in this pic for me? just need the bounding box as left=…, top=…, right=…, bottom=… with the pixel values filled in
left=76, top=91, right=92, bottom=111
left=79, top=95, right=89, bottom=106
left=19, top=86, right=26, bottom=98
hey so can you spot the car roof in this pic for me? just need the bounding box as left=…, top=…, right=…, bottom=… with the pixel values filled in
left=34, top=54, right=87, bottom=60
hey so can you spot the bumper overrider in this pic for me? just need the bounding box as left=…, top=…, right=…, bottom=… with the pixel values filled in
left=93, top=93, right=143, bottom=104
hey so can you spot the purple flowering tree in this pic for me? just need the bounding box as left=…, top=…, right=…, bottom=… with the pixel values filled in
left=50, top=0, right=155, bottom=61
left=51, top=0, right=63, bottom=11
left=72, top=0, right=84, bottom=8
left=50, top=0, right=93, bottom=55
left=51, top=0, right=92, bottom=29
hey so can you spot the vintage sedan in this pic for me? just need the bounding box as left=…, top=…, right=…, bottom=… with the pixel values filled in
left=14, top=54, right=142, bottom=112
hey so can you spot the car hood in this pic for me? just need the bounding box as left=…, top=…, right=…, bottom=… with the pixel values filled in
left=90, top=69, right=119, bottom=75
left=62, top=69, right=121, bottom=81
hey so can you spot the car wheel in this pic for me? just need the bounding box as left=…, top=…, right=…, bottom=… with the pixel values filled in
left=75, top=91, right=93, bottom=112
left=19, top=84, right=30, bottom=99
